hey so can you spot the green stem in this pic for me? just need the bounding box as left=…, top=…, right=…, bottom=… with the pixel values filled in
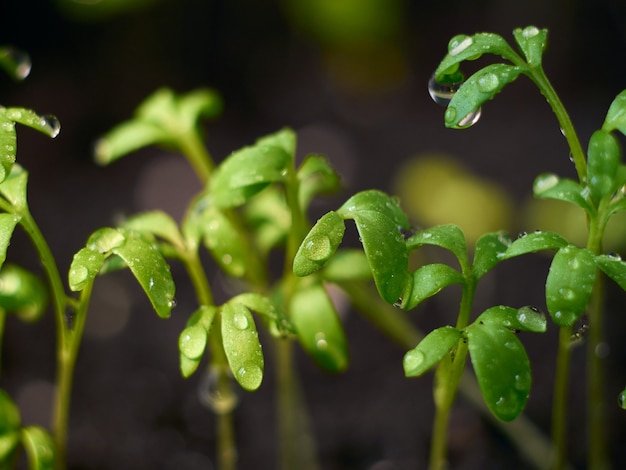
left=0, top=309, right=5, bottom=378
left=180, top=249, right=214, bottom=307
left=429, top=279, right=475, bottom=470
left=179, top=130, right=214, bottom=185
left=551, top=326, right=573, bottom=470
left=526, top=65, right=587, bottom=182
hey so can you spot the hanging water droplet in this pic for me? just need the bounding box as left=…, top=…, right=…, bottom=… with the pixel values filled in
left=607, top=252, right=622, bottom=261
left=233, top=311, right=249, bottom=330
left=448, top=34, right=473, bottom=56
left=427, top=74, right=462, bottom=106
left=40, top=115, right=61, bottom=138
left=303, top=235, right=332, bottom=261
left=0, top=47, right=32, bottom=80
left=168, top=297, right=177, bottom=309
left=455, top=108, right=482, bottom=128
left=522, top=26, right=540, bottom=38
left=198, top=366, right=239, bottom=414
left=517, top=231, right=528, bottom=239
left=618, top=389, right=626, bottom=409
left=477, top=73, right=499, bottom=93
left=315, top=332, right=328, bottom=351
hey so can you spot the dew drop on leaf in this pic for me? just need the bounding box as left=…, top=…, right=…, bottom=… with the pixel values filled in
left=522, top=26, right=540, bottom=38
left=456, top=108, right=482, bottom=128
left=303, top=235, right=332, bottom=261
left=448, top=34, right=473, bottom=56
left=233, top=311, right=249, bottom=330
left=179, top=325, right=207, bottom=360
left=427, top=74, right=461, bottom=106
left=534, top=173, right=559, bottom=193
left=607, top=252, right=622, bottom=261
left=40, top=115, right=61, bottom=138
left=0, top=46, right=31, bottom=80
left=477, top=73, right=500, bottom=93
left=235, top=362, right=263, bottom=389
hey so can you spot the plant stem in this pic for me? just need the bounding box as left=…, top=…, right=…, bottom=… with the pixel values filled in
left=179, top=130, right=214, bottom=184
left=551, top=326, right=573, bottom=470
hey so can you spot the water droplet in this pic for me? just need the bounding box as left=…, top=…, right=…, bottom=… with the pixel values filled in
left=0, top=47, right=32, bottom=80
left=618, top=389, right=626, bottom=409
left=477, top=73, right=499, bottom=93
left=70, top=265, right=89, bottom=286
left=315, top=332, right=328, bottom=351
left=534, top=173, right=559, bottom=193
left=448, top=35, right=473, bottom=56
left=607, top=252, right=622, bottom=261
left=7, top=109, right=22, bottom=120
left=168, top=298, right=177, bottom=309
left=403, top=349, right=425, bottom=374
left=559, top=288, right=576, bottom=301
left=427, top=74, right=462, bottom=106
left=179, top=325, right=207, bottom=359
left=233, top=311, right=249, bottom=330
left=517, top=231, right=528, bottom=239
left=221, top=254, right=233, bottom=265
left=198, top=366, right=238, bottom=414
left=393, top=297, right=404, bottom=309
left=235, top=362, right=263, bottom=389
left=40, top=115, right=60, bottom=138
left=522, top=26, right=540, bottom=38
left=303, top=235, right=332, bottom=261
left=456, top=108, right=482, bottom=128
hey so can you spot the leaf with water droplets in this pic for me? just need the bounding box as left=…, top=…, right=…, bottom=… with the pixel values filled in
left=435, top=33, right=520, bottom=80
left=0, top=389, right=21, bottom=459
left=444, top=64, right=522, bottom=129
left=512, top=26, right=548, bottom=67
left=178, top=306, right=216, bottom=378
left=221, top=302, right=264, bottom=391
left=0, top=213, right=20, bottom=270
left=401, top=264, right=464, bottom=310
left=68, top=247, right=104, bottom=292
left=403, top=326, right=461, bottom=377
left=211, top=132, right=293, bottom=208
left=406, top=224, right=468, bottom=268
left=500, top=230, right=568, bottom=260
left=546, top=245, right=596, bottom=327
left=602, top=89, right=626, bottom=136
left=290, top=281, right=348, bottom=373
left=532, top=173, right=593, bottom=213
left=200, top=206, right=249, bottom=278
left=0, top=114, right=16, bottom=182
left=0, top=46, right=31, bottom=81
left=21, top=426, right=55, bottom=470
left=120, top=210, right=185, bottom=250
left=0, top=164, right=28, bottom=211
left=2, top=108, right=60, bottom=138
left=231, top=292, right=293, bottom=337
left=587, top=129, right=620, bottom=204
left=179, top=324, right=208, bottom=360
left=466, top=321, right=532, bottom=421
left=337, top=190, right=410, bottom=304
left=297, top=154, right=341, bottom=209
left=294, top=211, right=345, bottom=277
left=0, top=264, right=47, bottom=322
left=476, top=305, right=546, bottom=333
left=472, top=232, right=512, bottom=280
left=595, top=253, right=626, bottom=291
left=110, top=232, right=176, bottom=318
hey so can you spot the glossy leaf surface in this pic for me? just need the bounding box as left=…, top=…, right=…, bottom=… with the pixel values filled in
left=475, top=305, right=547, bottom=333
left=406, top=224, right=468, bottom=267
left=21, top=426, right=55, bottom=470
left=68, top=247, right=105, bottom=291
left=445, top=64, right=522, bottom=129
left=297, top=154, right=341, bottom=209
left=121, top=210, right=184, bottom=250
left=467, top=322, right=532, bottom=421
left=403, top=326, right=462, bottom=377
left=595, top=254, right=626, bottom=290
left=293, top=211, right=345, bottom=277
left=402, top=264, right=464, bottom=310
left=546, top=245, right=596, bottom=327
left=587, top=129, right=620, bottom=203
left=500, top=230, right=569, bottom=260
left=512, top=26, right=548, bottom=67
left=0, top=213, right=20, bottom=269
left=0, top=164, right=29, bottom=210
left=221, top=302, right=264, bottom=391
left=338, top=190, right=410, bottom=303
left=201, top=206, right=249, bottom=278
left=472, top=232, right=512, bottom=280
left=602, top=89, right=626, bottom=135
left=532, top=173, right=593, bottom=213
left=290, top=282, right=348, bottom=373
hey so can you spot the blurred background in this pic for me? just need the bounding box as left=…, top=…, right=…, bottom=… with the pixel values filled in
left=1, top=0, right=626, bottom=468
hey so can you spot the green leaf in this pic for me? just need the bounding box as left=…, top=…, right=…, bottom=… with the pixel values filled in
left=321, top=249, right=372, bottom=282
left=255, top=127, right=296, bottom=157
left=500, top=230, right=569, bottom=260
left=406, top=224, right=468, bottom=267
left=512, top=26, right=548, bottom=67
left=68, top=247, right=105, bottom=292
left=120, top=210, right=185, bottom=250
left=176, top=88, right=223, bottom=131
left=595, top=254, right=626, bottom=291
left=231, top=292, right=293, bottom=337
left=94, top=120, right=164, bottom=165
left=211, top=132, right=293, bottom=208
left=0, top=114, right=16, bottom=183
left=475, top=305, right=547, bottom=333
left=401, top=264, right=464, bottom=310
left=472, top=232, right=512, bottom=280
left=546, top=245, right=596, bottom=327
left=0, top=389, right=20, bottom=460
left=466, top=322, right=532, bottom=421
left=221, top=302, right=264, bottom=391
left=444, top=64, right=522, bottom=129
left=0, top=264, right=48, bottom=322
left=21, top=426, right=55, bottom=470
left=180, top=355, right=201, bottom=378
left=179, top=324, right=208, bottom=360
left=297, top=154, right=341, bottom=209
left=0, top=164, right=29, bottom=210
left=178, top=306, right=217, bottom=377
left=0, top=213, right=20, bottom=269
left=201, top=206, right=250, bottom=278
left=435, top=33, right=520, bottom=79
left=602, top=89, right=626, bottom=135
left=587, top=130, right=621, bottom=203
left=290, top=281, right=348, bottom=373
left=86, top=227, right=126, bottom=253
left=337, top=190, right=410, bottom=303
left=1, top=108, right=60, bottom=139
left=243, top=186, right=291, bottom=254
left=532, top=173, right=593, bottom=213
left=111, top=233, right=176, bottom=318
left=403, top=326, right=462, bottom=377
left=293, top=211, right=345, bottom=277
